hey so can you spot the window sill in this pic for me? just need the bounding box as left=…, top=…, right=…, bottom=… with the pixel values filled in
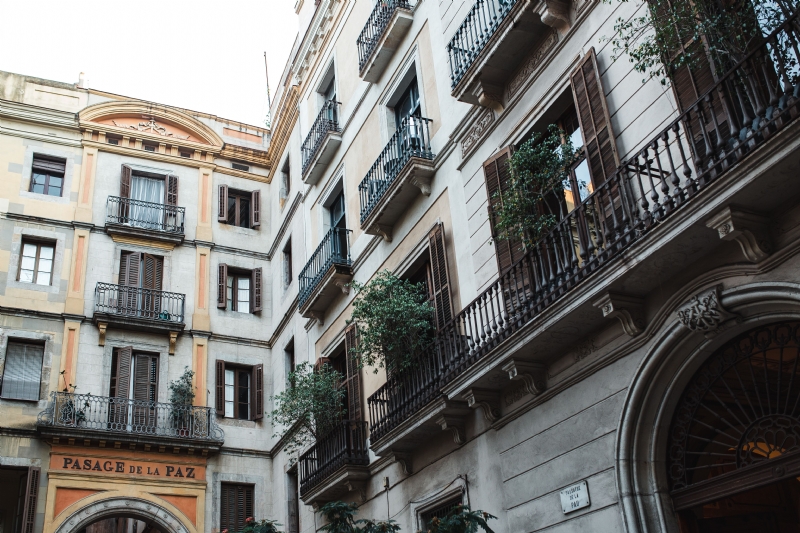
left=218, top=417, right=259, bottom=428
left=0, top=395, right=40, bottom=403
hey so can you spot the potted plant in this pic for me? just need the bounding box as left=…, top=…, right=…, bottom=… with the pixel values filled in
left=168, top=367, right=195, bottom=436
left=422, top=505, right=496, bottom=533
left=58, top=371, right=88, bottom=426
left=226, top=516, right=283, bottom=533
left=317, top=501, right=400, bottom=533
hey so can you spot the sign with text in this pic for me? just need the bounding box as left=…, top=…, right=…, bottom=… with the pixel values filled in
left=50, top=454, right=206, bottom=481
left=560, top=481, right=590, bottom=514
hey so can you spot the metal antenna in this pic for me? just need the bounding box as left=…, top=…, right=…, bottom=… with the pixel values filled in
left=264, top=52, right=272, bottom=129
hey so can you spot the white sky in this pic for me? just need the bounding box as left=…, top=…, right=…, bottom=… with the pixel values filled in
left=0, top=0, right=298, bottom=127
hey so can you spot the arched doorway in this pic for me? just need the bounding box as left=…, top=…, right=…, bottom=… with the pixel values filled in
left=667, top=321, right=800, bottom=532
left=53, top=497, right=191, bottom=533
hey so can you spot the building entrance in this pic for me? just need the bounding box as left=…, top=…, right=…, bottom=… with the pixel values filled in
left=77, top=517, right=159, bottom=533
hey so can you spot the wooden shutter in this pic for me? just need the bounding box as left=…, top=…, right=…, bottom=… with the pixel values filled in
left=217, top=263, right=228, bottom=309
left=120, top=252, right=141, bottom=287
left=428, top=224, right=454, bottom=329
left=250, top=190, right=261, bottom=228
left=570, top=48, right=619, bottom=187
left=142, top=254, right=163, bottom=290
left=218, top=185, right=228, bottom=222
left=251, top=268, right=263, bottom=313
left=20, top=466, right=40, bottom=533
left=344, top=325, right=362, bottom=421
left=314, top=357, right=331, bottom=373
left=120, top=165, right=132, bottom=198
left=166, top=174, right=178, bottom=206
left=221, top=484, right=254, bottom=532
left=215, top=360, right=225, bottom=415
left=133, top=354, right=158, bottom=402
left=483, top=148, right=525, bottom=275
left=252, top=364, right=264, bottom=420
left=115, top=347, right=133, bottom=399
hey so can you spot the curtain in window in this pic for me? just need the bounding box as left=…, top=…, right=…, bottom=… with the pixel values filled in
left=129, top=176, right=165, bottom=230
left=1, top=343, right=43, bottom=401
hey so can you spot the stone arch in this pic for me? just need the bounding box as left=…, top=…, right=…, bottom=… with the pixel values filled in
left=54, top=497, right=191, bottom=533
left=615, top=281, right=800, bottom=533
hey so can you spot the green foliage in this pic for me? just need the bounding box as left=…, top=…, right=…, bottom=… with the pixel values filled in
left=357, top=519, right=402, bottom=533
left=348, top=270, right=434, bottom=374
left=493, top=125, right=577, bottom=250
left=318, top=501, right=401, bottom=533
left=604, top=0, right=794, bottom=84
left=421, top=506, right=496, bottom=533
left=168, top=366, right=196, bottom=406
left=270, top=362, right=346, bottom=455
left=226, top=517, right=283, bottom=533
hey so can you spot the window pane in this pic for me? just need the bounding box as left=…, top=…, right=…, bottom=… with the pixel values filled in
left=22, top=243, right=37, bottom=258
left=237, top=278, right=250, bottom=313
left=36, top=270, right=51, bottom=286
left=48, top=176, right=63, bottom=197
left=573, top=159, right=592, bottom=201
left=20, top=256, right=36, bottom=271
left=238, top=197, right=250, bottom=228
left=31, top=173, right=46, bottom=194
left=19, top=269, right=34, bottom=283
left=228, top=197, right=237, bottom=225
left=227, top=275, right=234, bottom=311
left=238, top=371, right=250, bottom=420
left=38, top=258, right=53, bottom=275
left=224, top=369, right=235, bottom=417
left=1, top=343, right=43, bottom=401
left=39, top=246, right=54, bottom=260
left=48, top=184, right=62, bottom=197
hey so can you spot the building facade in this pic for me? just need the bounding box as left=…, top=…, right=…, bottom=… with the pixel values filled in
left=2, top=0, right=800, bottom=531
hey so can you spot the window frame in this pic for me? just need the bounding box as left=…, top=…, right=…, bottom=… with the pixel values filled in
left=227, top=271, right=252, bottom=313
left=17, top=240, right=55, bottom=286
left=0, top=340, right=45, bottom=402
left=232, top=162, right=250, bottom=172
left=226, top=189, right=252, bottom=228
left=29, top=166, right=65, bottom=197
left=283, top=239, right=293, bottom=289
left=223, top=363, right=252, bottom=420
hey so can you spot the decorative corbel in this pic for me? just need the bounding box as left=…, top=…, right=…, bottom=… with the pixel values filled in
left=436, top=415, right=466, bottom=445
left=463, top=388, right=501, bottom=423
left=169, top=331, right=178, bottom=355
left=97, top=322, right=107, bottom=346
left=705, top=206, right=771, bottom=263
left=539, top=0, right=571, bottom=32
left=676, top=285, right=740, bottom=338
left=307, top=310, right=324, bottom=325
left=410, top=175, right=432, bottom=196
left=501, top=359, right=547, bottom=396
left=344, top=480, right=367, bottom=502
left=374, top=225, right=393, bottom=243
left=335, top=280, right=351, bottom=295
left=388, top=451, right=412, bottom=475
left=592, top=292, right=645, bottom=336
left=469, top=81, right=505, bottom=113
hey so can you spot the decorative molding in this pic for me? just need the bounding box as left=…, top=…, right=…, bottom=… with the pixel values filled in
left=463, top=388, right=501, bottom=422
left=676, top=285, right=740, bottom=337
left=97, top=322, right=107, bottom=346
left=374, top=224, right=393, bottom=243
left=507, top=30, right=559, bottom=98
left=461, top=110, right=495, bottom=158
left=436, top=415, right=466, bottom=445
left=54, top=497, right=190, bottom=533
left=111, top=118, right=190, bottom=139
left=592, top=292, right=645, bottom=336
left=469, top=81, right=505, bottom=113
left=410, top=175, right=432, bottom=196
left=503, top=381, right=530, bottom=406
left=706, top=206, right=772, bottom=263
left=168, top=331, right=178, bottom=355
left=335, top=280, right=350, bottom=295
left=501, top=359, right=547, bottom=396
left=538, top=0, right=571, bottom=31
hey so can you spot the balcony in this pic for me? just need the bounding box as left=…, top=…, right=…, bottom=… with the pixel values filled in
left=447, top=0, right=551, bottom=111
left=298, top=420, right=370, bottom=505
left=302, top=101, right=342, bottom=185
left=359, top=116, right=435, bottom=241
left=105, top=196, right=186, bottom=245
left=37, top=392, right=224, bottom=452
left=93, top=282, right=186, bottom=353
left=357, top=0, right=415, bottom=83
left=299, top=227, right=353, bottom=322
left=368, top=11, right=800, bottom=453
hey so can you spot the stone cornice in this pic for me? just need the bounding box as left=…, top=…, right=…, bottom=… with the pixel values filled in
left=266, top=86, right=300, bottom=181
left=291, top=0, right=343, bottom=84
left=220, top=143, right=270, bottom=167
left=0, top=98, right=79, bottom=129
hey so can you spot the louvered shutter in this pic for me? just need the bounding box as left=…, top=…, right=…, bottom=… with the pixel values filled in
left=428, top=224, right=454, bottom=330
left=217, top=264, right=228, bottom=309
left=132, top=354, right=158, bottom=428
left=252, top=364, right=264, bottom=420
left=570, top=48, right=619, bottom=187
left=218, top=185, right=229, bottom=222
left=32, top=156, right=65, bottom=174
left=344, top=325, right=362, bottom=421
left=110, top=346, right=133, bottom=426
left=483, top=148, right=525, bottom=275
left=120, top=252, right=141, bottom=287
left=166, top=174, right=178, bottom=206
left=20, top=466, right=40, bottom=533
left=215, top=360, right=225, bottom=415
left=221, top=484, right=254, bottom=532
left=142, top=254, right=163, bottom=290
left=120, top=165, right=132, bottom=198
left=0, top=342, right=43, bottom=401
left=314, top=357, right=331, bottom=373
left=250, top=190, right=261, bottom=228
left=251, top=268, right=263, bottom=313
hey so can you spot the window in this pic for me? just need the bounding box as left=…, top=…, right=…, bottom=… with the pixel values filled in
left=215, top=360, right=263, bottom=421
left=286, top=469, right=300, bottom=533
left=280, top=158, right=291, bottom=206
left=109, top=348, right=159, bottom=406
left=218, top=185, right=261, bottom=229
left=232, top=162, right=250, bottom=172
left=285, top=339, right=295, bottom=389
left=420, top=495, right=464, bottom=530
left=401, top=225, right=452, bottom=330
left=0, top=466, right=40, bottom=533
left=220, top=483, right=254, bottom=533
left=217, top=265, right=262, bottom=313
left=179, top=150, right=192, bottom=158
left=18, top=241, right=54, bottom=286
left=1, top=341, right=44, bottom=401
left=30, top=155, right=65, bottom=197
left=143, top=143, right=157, bottom=152
left=227, top=273, right=251, bottom=313
left=394, top=78, right=420, bottom=128
left=107, top=136, right=120, bottom=145
left=283, top=239, right=292, bottom=288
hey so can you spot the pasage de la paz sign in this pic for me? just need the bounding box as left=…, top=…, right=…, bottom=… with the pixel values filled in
left=50, top=454, right=206, bottom=481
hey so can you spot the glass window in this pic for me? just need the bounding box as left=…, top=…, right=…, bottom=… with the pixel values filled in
left=30, top=155, right=66, bottom=197
left=19, top=241, right=55, bottom=285
left=226, top=191, right=251, bottom=228
left=1, top=342, right=44, bottom=401
left=394, top=79, right=420, bottom=128
left=227, top=274, right=251, bottom=313
left=224, top=366, right=251, bottom=420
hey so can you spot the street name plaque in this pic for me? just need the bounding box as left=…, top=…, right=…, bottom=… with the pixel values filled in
left=560, top=480, right=590, bottom=514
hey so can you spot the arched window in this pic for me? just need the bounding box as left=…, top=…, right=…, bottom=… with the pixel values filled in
left=667, top=321, right=800, bottom=532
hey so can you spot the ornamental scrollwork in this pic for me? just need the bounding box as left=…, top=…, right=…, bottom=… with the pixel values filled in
left=676, top=285, right=738, bottom=335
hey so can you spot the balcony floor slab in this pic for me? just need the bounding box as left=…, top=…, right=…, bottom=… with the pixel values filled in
left=105, top=223, right=185, bottom=246
left=303, top=132, right=342, bottom=185
left=360, top=8, right=414, bottom=83
left=299, top=263, right=354, bottom=321
left=300, top=464, right=371, bottom=506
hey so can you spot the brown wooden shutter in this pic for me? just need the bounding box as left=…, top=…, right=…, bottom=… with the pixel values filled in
left=217, top=263, right=228, bottom=309
left=428, top=224, right=454, bottom=329
left=483, top=148, right=525, bottom=275
left=571, top=48, right=620, bottom=187
left=20, top=466, right=40, bottom=533
left=250, top=190, right=261, bottom=228
left=133, top=354, right=158, bottom=402
left=120, top=165, right=132, bottom=199
left=252, top=364, right=264, bottom=420
left=251, top=268, right=263, bottom=313
left=218, top=185, right=229, bottom=222
left=344, top=325, right=362, bottom=421
left=142, top=254, right=163, bottom=290
left=166, top=174, right=178, bottom=206
left=221, top=484, right=253, bottom=532
left=314, top=357, right=331, bottom=373
left=116, top=347, right=133, bottom=399
left=215, top=360, right=225, bottom=415
left=120, top=252, right=141, bottom=287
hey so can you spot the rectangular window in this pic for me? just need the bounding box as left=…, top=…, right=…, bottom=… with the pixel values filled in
left=286, top=469, right=300, bottom=533
left=283, top=240, right=292, bottom=288
left=285, top=340, right=295, bottom=389
left=179, top=150, right=192, bottom=158
left=226, top=274, right=251, bottom=313
left=420, top=495, right=464, bottom=530
left=220, top=483, right=254, bottom=533
left=1, top=341, right=44, bottom=401
left=18, top=241, right=55, bottom=286
left=143, top=143, right=157, bottom=152
left=107, top=137, right=120, bottom=145
left=280, top=158, right=291, bottom=205
left=224, top=366, right=251, bottom=420
left=232, top=162, right=250, bottom=172
left=215, top=360, right=263, bottom=421
left=30, top=155, right=65, bottom=197
left=227, top=190, right=251, bottom=228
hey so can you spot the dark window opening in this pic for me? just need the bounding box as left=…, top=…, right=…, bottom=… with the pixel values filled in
left=227, top=190, right=251, bottom=228
left=226, top=271, right=252, bottom=313
left=220, top=483, right=254, bottom=533
left=143, top=143, right=157, bottom=152
left=232, top=162, right=250, bottom=172
left=107, top=136, right=120, bottom=146
left=224, top=365, right=252, bottom=420
left=179, top=150, right=192, bottom=158
left=394, top=78, right=420, bottom=128
left=420, top=495, right=464, bottom=529
left=30, top=155, right=65, bottom=197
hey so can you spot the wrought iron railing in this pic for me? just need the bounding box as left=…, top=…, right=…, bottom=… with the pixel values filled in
left=37, top=391, right=224, bottom=442
left=298, top=420, right=369, bottom=495
left=302, top=100, right=341, bottom=175
left=357, top=0, right=414, bottom=71
left=95, top=282, right=186, bottom=324
left=447, top=0, right=518, bottom=88
left=368, top=8, right=800, bottom=441
left=359, top=115, right=434, bottom=223
left=299, top=227, right=353, bottom=307
left=106, top=196, right=185, bottom=234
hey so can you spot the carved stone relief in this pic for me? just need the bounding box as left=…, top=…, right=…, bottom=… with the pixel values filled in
left=676, top=285, right=740, bottom=337
left=461, top=110, right=495, bottom=158
left=507, top=30, right=559, bottom=98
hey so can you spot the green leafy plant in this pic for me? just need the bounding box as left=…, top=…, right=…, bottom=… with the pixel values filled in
left=169, top=366, right=196, bottom=406
left=358, top=519, right=402, bottom=533
left=421, top=506, right=496, bottom=533
left=59, top=370, right=88, bottom=424
left=226, top=516, right=283, bottom=533
left=348, top=270, right=435, bottom=374
left=317, top=501, right=401, bottom=533
left=270, top=362, right=346, bottom=455
left=604, top=0, right=792, bottom=84
left=492, top=125, right=577, bottom=251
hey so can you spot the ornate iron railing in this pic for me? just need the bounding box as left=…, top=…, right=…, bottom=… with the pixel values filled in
left=368, top=8, right=800, bottom=441
left=357, top=0, right=414, bottom=71
left=95, top=282, right=186, bottom=324
left=447, top=0, right=518, bottom=88
left=298, top=420, right=369, bottom=495
left=37, top=392, right=224, bottom=442
left=106, top=196, right=185, bottom=234
left=359, top=115, right=434, bottom=223
left=299, top=227, right=353, bottom=307
left=302, top=100, right=341, bottom=175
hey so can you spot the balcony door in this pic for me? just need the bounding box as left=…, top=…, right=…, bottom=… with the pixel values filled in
left=119, top=251, right=164, bottom=318
left=329, top=190, right=347, bottom=261
left=109, top=347, right=159, bottom=431
left=119, top=165, right=178, bottom=231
